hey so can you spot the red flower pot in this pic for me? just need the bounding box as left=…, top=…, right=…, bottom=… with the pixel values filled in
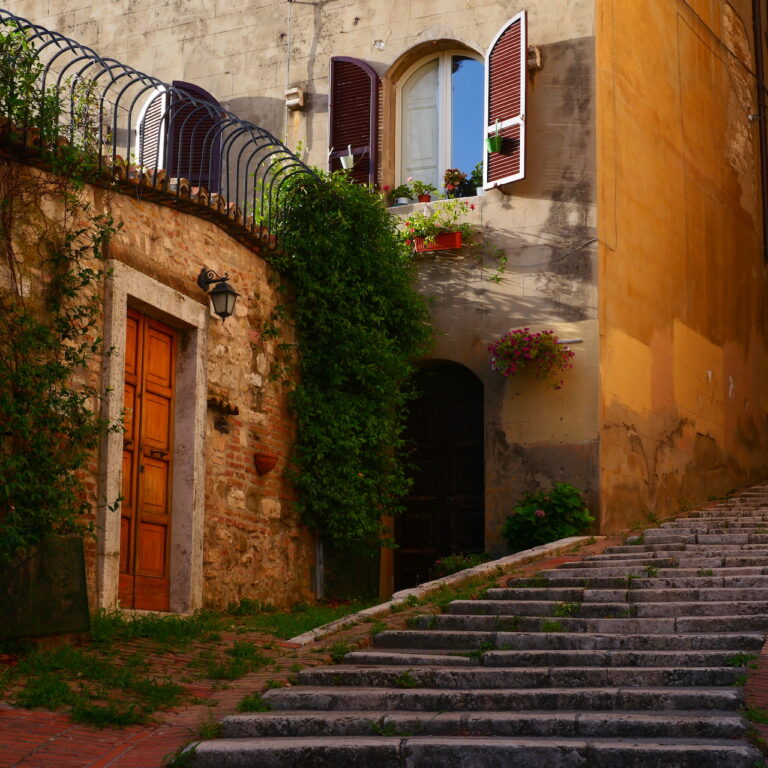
left=413, top=231, right=463, bottom=253
left=417, top=194, right=431, bottom=203
left=254, top=451, right=279, bottom=475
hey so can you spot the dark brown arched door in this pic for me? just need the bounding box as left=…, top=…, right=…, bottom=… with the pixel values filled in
left=395, top=363, right=484, bottom=590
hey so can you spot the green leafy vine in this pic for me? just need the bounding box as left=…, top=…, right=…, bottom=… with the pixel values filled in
left=0, top=21, right=119, bottom=569
left=272, top=171, right=432, bottom=546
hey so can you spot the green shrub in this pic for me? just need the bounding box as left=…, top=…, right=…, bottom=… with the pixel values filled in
left=502, top=483, right=594, bottom=553
left=431, top=552, right=492, bottom=579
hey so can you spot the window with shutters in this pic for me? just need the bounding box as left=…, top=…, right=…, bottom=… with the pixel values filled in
left=396, top=51, right=484, bottom=192
left=135, top=81, right=222, bottom=191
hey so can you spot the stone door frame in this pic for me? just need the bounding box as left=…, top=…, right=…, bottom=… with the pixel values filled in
left=98, top=260, right=208, bottom=613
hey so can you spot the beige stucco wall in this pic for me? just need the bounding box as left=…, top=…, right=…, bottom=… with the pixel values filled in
left=596, top=0, right=768, bottom=531
left=7, top=0, right=601, bottom=555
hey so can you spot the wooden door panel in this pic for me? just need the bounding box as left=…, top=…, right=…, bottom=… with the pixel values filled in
left=136, top=522, right=167, bottom=576
left=119, top=514, right=131, bottom=574
left=141, top=459, right=169, bottom=514
left=121, top=451, right=133, bottom=507
left=142, top=393, right=172, bottom=450
left=123, top=384, right=136, bottom=443
left=125, top=315, right=139, bottom=374
left=145, top=325, right=174, bottom=389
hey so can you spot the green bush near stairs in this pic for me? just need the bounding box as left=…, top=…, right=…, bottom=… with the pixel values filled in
left=503, top=483, right=594, bottom=553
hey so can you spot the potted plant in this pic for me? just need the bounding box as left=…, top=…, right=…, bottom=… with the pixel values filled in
left=444, top=167, right=467, bottom=198
left=485, top=120, right=503, bottom=153
left=339, top=144, right=355, bottom=170
left=391, top=182, right=412, bottom=205
left=469, top=161, right=484, bottom=196
left=402, top=199, right=475, bottom=252
left=410, top=179, right=438, bottom=203
left=487, top=327, right=575, bottom=388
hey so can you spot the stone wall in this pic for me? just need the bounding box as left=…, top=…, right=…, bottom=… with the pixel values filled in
left=3, top=156, right=314, bottom=611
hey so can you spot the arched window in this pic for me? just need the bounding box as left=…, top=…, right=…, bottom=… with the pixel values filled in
left=135, top=81, right=222, bottom=191
left=397, top=52, right=484, bottom=190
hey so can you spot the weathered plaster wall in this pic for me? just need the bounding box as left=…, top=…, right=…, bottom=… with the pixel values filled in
left=10, top=0, right=600, bottom=555
left=3, top=158, right=314, bottom=611
left=596, top=0, right=768, bottom=531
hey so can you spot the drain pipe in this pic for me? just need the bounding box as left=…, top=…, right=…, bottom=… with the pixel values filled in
left=752, top=0, right=768, bottom=261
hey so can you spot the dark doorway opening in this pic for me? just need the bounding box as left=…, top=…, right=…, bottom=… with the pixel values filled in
left=394, top=362, right=485, bottom=591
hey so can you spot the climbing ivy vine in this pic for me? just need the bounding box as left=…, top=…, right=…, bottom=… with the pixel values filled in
left=273, top=172, right=432, bottom=547
left=0, top=22, right=118, bottom=568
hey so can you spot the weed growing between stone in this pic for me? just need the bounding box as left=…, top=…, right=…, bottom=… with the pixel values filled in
left=237, top=692, right=271, bottom=713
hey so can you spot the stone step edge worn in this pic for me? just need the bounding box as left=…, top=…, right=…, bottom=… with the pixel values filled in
left=286, top=536, right=601, bottom=645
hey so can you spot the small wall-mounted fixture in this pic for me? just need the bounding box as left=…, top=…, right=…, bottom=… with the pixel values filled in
left=285, top=86, right=305, bottom=111
left=214, top=417, right=230, bottom=434
left=254, top=451, right=279, bottom=475
left=197, top=267, right=240, bottom=321
left=527, top=45, right=542, bottom=71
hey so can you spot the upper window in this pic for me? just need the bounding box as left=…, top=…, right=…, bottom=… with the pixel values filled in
left=397, top=52, right=484, bottom=190
left=136, top=81, right=222, bottom=192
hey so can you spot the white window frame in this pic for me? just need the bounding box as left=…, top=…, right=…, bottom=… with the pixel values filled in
left=395, top=49, right=484, bottom=187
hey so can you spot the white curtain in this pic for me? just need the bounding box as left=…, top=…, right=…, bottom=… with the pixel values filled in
left=400, top=59, right=440, bottom=189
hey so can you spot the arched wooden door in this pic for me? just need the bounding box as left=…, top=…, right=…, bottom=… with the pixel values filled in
left=395, top=363, right=484, bottom=590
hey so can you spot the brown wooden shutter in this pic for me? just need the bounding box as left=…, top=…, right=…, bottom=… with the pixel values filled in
left=328, top=56, right=379, bottom=185
left=484, top=10, right=527, bottom=189
left=167, top=81, right=222, bottom=192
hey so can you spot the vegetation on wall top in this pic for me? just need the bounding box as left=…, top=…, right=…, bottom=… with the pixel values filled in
left=273, top=171, right=432, bottom=546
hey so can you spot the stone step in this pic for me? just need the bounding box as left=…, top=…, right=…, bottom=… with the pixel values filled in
left=345, top=650, right=479, bottom=666
left=408, top=613, right=768, bottom=633
left=218, top=710, right=748, bottom=740
left=533, top=565, right=768, bottom=579
left=446, top=600, right=628, bottom=617
left=297, top=665, right=740, bottom=689
left=573, top=553, right=768, bottom=567
left=607, top=542, right=768, bottom=553
left=488, top=586, right=768, bottom=602
left=372, top=630, right=765, bottom=651
left=479, top=649, right=752, bottom=668
left=506, top=573, right=768, bottom=589
left=349, top=648, right=753, bottom=669
left=448, top=597, right=768, bottom=616
left=186, top=736, right=760, bottom=768
left=261, top=686, right=745, bottom=712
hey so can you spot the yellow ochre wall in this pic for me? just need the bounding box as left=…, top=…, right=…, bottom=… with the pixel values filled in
left=596, top=0, right=768, bottom=531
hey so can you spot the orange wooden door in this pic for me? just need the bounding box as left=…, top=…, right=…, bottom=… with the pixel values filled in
left=119, top=309, right=177, bottom=611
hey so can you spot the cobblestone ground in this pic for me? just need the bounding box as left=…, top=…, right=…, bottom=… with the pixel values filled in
left=1, top=537, right=635, bottom=768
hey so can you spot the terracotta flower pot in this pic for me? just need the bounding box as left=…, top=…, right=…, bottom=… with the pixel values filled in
left=413, top=231, right=463, bottom=253
left=254, top=451, right=279, bottom=475
left=417, top=194, right=431, bottom=203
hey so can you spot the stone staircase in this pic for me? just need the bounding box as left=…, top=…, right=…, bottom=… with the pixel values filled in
left=189, top=487, right=768, bottom=767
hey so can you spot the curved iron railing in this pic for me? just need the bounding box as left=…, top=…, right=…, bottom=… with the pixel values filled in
left=0, top=8, right=315, bottom=240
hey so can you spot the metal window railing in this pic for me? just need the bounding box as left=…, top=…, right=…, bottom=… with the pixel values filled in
left=0, top=8, right=316, bottom=241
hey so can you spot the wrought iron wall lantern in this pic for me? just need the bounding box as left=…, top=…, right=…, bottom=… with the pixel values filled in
left=197, top=268, right=240, bottom=320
